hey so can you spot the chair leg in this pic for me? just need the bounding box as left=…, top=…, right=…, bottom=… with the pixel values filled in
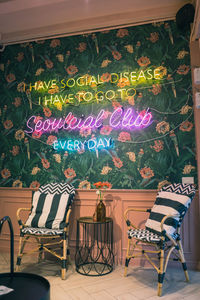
left=36, top=237, right=44, bottom=263
left=157, top=248, right=165, bottom=297
left=124, top=238, right=131, bottom=277
left=67, top=248, right=71, bottom=265
left=61, top=237, right=67, bottom=280
left=16, top=235, right=29, bottom=271
left=177, top=240, right=189, bottom=282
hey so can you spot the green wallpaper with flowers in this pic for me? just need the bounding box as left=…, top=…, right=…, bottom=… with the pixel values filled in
left=0, top=21, right=197, bottom=190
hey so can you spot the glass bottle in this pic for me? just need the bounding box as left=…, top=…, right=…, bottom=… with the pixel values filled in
left=97, top=199, right=106, bottom=222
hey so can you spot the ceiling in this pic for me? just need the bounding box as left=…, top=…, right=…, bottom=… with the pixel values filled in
left=0, top=0, right=199, bottom=45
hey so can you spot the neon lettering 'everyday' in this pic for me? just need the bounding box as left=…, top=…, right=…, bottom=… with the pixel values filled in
left=53, top=137, right=114, bottom=152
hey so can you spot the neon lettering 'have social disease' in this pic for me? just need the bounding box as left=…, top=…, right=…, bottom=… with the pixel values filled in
left=25, top=107, right=152, bottom=134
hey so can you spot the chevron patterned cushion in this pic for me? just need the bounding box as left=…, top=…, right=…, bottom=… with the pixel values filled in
left=145, top=183, right=195, bottom=237
left=39, top=183, right=75, bottom=195
left=22, top=227, right=64, bottom=236
left=25, top=191, right=70, bottom=229
left=128, top=228, right=179, bottom=243
left=128, top=228, right=161, bottom=243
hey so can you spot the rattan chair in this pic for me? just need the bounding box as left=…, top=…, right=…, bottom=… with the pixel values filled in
left=124, top=183, right=195, bottom=297
left=16, top=183, right=75, bottom=279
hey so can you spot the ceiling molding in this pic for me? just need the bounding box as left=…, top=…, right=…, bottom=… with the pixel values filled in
left=0, top=0, right=198, bottom=45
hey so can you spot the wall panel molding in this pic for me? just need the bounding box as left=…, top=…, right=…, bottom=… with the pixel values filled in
left=0, top=187, right=199, bottom=269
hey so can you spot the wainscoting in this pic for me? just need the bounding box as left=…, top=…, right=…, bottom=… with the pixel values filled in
left=0, top=188, right=199, bottom=269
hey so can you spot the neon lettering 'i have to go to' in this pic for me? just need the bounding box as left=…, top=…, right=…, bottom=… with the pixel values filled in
left=24, top=107, right=152, bottom=134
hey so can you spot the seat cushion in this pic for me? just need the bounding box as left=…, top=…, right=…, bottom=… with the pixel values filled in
left=145, top=183, right=195, bottom=236
left=128, top=228, right=161, bottom=243
left=22, top=227, right=64, bottom=236
left=25, top=191, right=70, bottom=229
left=127, top=228, right=179, bottom=243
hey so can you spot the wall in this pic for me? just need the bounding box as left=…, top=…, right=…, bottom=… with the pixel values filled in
left=0, top=187, right=199, bottom=269
left=0, top=21, right=197, bottom=190
left=190, top=39, right=200, bottom=192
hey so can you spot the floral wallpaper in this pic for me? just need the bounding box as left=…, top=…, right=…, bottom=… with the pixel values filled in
left=0, top=21, right=197, bottom=190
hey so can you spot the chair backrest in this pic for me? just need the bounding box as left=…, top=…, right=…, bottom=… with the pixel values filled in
left=145, top=183, right=195, bottom=237
left=25, top=183, right=75, bottom=230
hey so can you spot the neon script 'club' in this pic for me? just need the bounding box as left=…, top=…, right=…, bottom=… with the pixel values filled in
left=25, top=107, right=152, bottom=134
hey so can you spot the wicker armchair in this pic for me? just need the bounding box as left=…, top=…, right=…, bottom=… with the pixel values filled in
left=124, top=183, right=195, bottom=296
left=16, top=183, right=75, bottom=280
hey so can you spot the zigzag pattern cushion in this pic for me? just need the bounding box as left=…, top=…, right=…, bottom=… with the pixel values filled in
left=25, top=191, right=70, bottom=229
left=22, top=227, right=64, bottom=236
left=145, top=183, right=195, bottom=237
left=39, top=182, right=75, bottom=195
left=128, top=228, right=161, bottom=243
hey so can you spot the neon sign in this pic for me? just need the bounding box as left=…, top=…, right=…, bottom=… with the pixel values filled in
left=38, top=88, right=137, bottom=106
left=53, top=137, right=114, bottom=152
left=25, top=68, right=163, bottom=92
left=25, top=107, right=152, bottom=134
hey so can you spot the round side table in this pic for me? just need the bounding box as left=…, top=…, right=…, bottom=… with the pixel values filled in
left=75, top=216, right=114, bottom=276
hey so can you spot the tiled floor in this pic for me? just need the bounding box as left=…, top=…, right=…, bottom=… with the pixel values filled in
left=0, top=252, right=200, bottom=300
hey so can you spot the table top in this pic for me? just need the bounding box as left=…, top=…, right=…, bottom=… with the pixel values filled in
left=77, top=216, right=113, bottom=224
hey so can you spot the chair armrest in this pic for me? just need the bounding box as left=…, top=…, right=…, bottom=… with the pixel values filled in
left=64, top=206, right=72, bottom=232
left=16, top=208, right=31, bottom=228
left=160, top=213, right=180, bottom=242
left=124, top=207, right=151, bottom=229
left=160, top=213, right=180, bottom=231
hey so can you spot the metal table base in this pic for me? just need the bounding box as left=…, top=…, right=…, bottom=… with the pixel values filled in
left=75, top=217, right=114, bottom=276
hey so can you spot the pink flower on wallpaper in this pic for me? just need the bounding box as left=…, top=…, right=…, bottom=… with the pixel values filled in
left=118, top=132, right=131, bottom=142
left=100, top=73, right=111, bottom=82
left=16, top=52, right=24, bottom=62
left=102, top=110, right=111, bottom=119
left=41, top=158, right=50, bottom=169
left=177, top=65, right=190, bottom=75
left=10, top=145, right=20, bottom=156
left=45, top=59, right=54, bottom=69
left=79, top=127, right=92, bottom=137
left=138, top=110, right=152, bottom=127
left=43, top=107, right=52, bottom=117
left=112, top=156, right=123, bottom=168
left=34, top=116, right=43, bottom=123
left=65, top=114, right=75, bottom=125
left=50, top=39, right=61, bottom=48
left=65, top=65, right=78, bottom=75
left=3, top=120, right=13, bottom=130
left=100, top=125, right=112, bottom=135
left=6, top=73, right=16, bottom=83
left=76, top=42, right=87, bottom=52
left=64, top=168, right=76, bottom=178
left=13, top=97, right=22, bottom=107
left=29, top=181, right=40, bottom=189
left=32, top=131, right=42, bottom=139
left=1, top=168, right=11, bottom=179
left=46, top=135, right=57, bottom=145
left=112, top=101, right=122, bottom=110
left=112, top=50, right=122, bottom=60
left=127, top=96, right=135, bottom=106
left=139, top=167, right=154, bottom=179
left=116, top=28, right=129, bottom=38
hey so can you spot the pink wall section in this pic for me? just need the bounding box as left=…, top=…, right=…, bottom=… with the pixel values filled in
left=0, top=187, right=199, bottom=269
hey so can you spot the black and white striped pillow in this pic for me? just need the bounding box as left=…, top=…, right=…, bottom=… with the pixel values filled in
left=25, top=191, right=70, bottom=229
left=145, top=183, right=195, bottom=237
left=39, top=183, right=75, bottom=207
